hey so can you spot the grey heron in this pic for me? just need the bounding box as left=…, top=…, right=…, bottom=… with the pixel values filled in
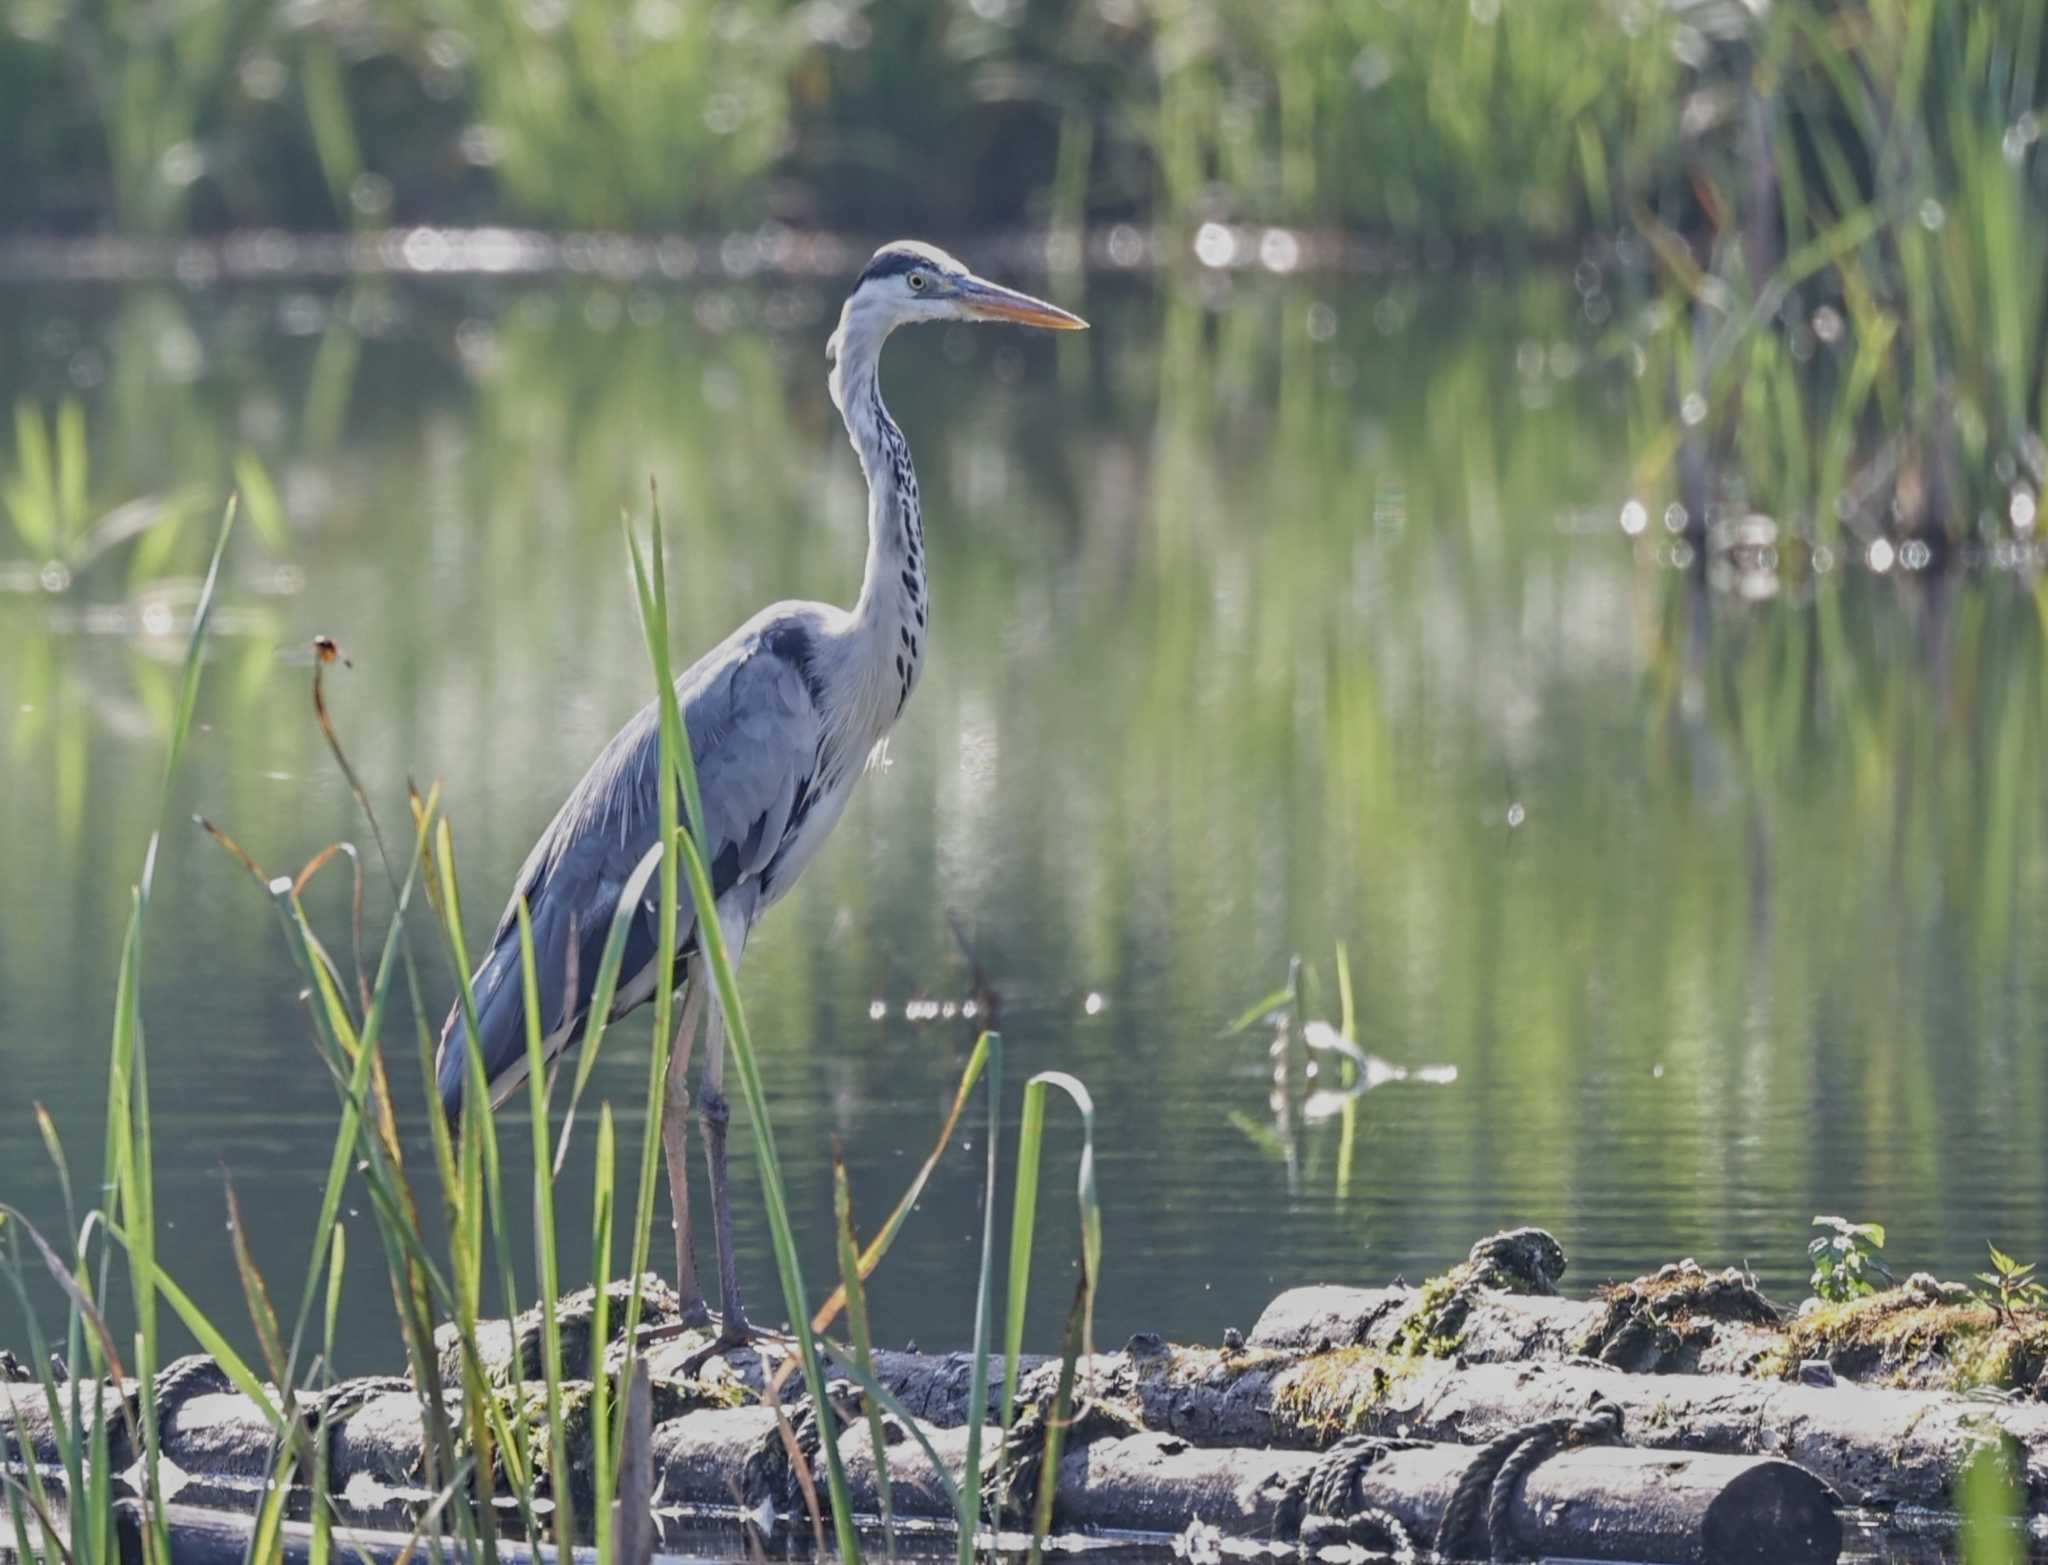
left=435, top=241, right=1086, bottom=1345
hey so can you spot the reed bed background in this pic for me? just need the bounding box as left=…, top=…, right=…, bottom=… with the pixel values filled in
left=0, top=0, right=2022, bottom=251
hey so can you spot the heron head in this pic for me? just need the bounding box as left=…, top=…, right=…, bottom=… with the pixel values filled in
left=829, top=241, right=1086, bottom=389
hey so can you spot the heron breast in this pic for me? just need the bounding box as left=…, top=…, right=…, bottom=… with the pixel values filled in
left=759, top=766, right=859, bottom=907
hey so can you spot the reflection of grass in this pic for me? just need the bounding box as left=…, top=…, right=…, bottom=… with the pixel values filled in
left=2, top=388, right=282, bottom=587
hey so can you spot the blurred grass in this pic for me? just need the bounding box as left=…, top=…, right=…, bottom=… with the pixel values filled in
left=0, top=0, right=1748, bottom=240
left=1628, top=2, right=2048, bottom=555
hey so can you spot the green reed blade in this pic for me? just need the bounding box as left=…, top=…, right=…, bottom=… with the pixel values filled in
left=313, top=1223, right=345, bottom=1565
left=626, top=500, right=862, bottom=1558
left=281, top=790, right=439, bottom=1373
left=590, top=1104, right=618, bottom=1565
left=814, top=1338, right=961, bottom=1517
left=957, top=1030, right=1002, bottom=1565
left=617, top=508, right=682, bottom=1366
left=248, top=1431, right=300, bottom=1565
left=1025, top=1277, right=1090, bottom=1565
left=1001, top=1071, right=1101, bottom=1454
left=671, top=817, right=865, bottom=1561
left=10, top=402, right=55, bottom=556
left=516, top=897, right=576, bottom=1554
left=54, top=398, right=86, bottom=540
left=553, top=839, right=665, bottom=1179
left=1219, top=986, right=1293, bottom=1037
left=833, top=1155, right=896, bottom=1559
left=998, top=1083, right=1043, bottom=1435
left=102, top=1232, right=285, bottom=1429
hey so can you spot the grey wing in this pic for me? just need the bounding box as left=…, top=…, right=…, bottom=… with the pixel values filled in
left=435, top=622, right=826, bottom=1116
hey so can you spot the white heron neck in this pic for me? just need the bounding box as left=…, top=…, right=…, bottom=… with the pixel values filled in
left=834, top=347, right=928, bottom=735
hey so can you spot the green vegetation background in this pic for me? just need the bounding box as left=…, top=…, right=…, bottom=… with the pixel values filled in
left=4, top=0, right=1686, bottom=238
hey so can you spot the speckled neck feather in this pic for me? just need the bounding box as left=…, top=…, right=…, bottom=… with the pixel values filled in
left=830, top=306, right=927, bottom=742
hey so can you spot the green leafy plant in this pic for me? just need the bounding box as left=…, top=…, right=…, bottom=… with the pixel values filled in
left=1973, top=1244, right=2048, bottom=1330
left=1808, top=1216, right=1894, bottom=1302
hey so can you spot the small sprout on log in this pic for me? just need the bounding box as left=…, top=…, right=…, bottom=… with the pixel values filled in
left=1808, top=1216, right=1893, bottom=1302
left=1973, top=1244, right=2048, bottom=1332
left=1764, top=1275, right=2048, bottom=1395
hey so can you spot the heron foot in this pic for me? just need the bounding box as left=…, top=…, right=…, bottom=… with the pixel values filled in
left=714, top=1304, right=757, bottom=1350
left=671, top=1310, right=772, bottom=1376
left=675, top=1294, right=716, bottom=1332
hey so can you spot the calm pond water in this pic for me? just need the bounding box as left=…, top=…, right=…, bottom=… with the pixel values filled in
left=2, top=259, right=2047, bottom=1376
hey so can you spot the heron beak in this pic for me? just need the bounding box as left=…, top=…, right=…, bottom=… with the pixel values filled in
left=956, top=276, right=1089, bottom=331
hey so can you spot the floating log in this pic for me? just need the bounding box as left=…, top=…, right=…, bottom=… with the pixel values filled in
left=4, top=1364, right=1845, bottom=1564
left=1009, top=1343, right=2048, bottom=1511
left=1252, top=1234, right=2047, bottom=1397
left=1250, top=1271, right=1782, bottom=1376
left=13, top=1328, right=2033, bottom=1520
left=97, top=1498, right=603, bottom=1565
left=1043, top=1433, right=1838, bottom=1565
left=642, top=1393, right=1840, bottom=1563
left=1248, top=1229, right=1784, bottom=1377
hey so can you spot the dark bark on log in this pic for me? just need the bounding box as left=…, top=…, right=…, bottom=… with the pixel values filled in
left=649, top=1405, right=782, bottom=1509
left=613, top=1359, right=654, bottom=1565
left=9, top=1334, right=2036, bottom=1519
left=6, top=1368, right=1846, bottom=1564
left=101, top=1499, right=604, bottom=1565
left=636, top=1338, right=1046, bottom=1428
left=1019, top=1346, right=2048, bottom=1511
left=644, top=1402, right=1840, bottom=1564
left=1045, top=1435, right=1840, bottom=1565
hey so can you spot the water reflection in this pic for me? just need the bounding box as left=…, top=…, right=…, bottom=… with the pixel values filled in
left=2, top=268, right=2046, bottom=1377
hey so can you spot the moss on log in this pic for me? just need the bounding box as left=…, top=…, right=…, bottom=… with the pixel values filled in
left=1762, top=1277, right=2048, bottom=1395
left=1254, top=1239, right=2047, bottom=1394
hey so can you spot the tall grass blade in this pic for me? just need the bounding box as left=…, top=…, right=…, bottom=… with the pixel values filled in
left=590, top=1105, right=618, bottom=1565
left=613, top=503, right=683, bottom=1369
left=83, top=493, right=236, bottom=1565
left=314, top=1224, right=346, bottom=1565
left=626, top=504, right=864, bottom=1562
left=956, top=1031, right=1002, bottom=1565
left=1025, top=1280, right=1089, bottom=1565
left=1000, top=1068, right=1101, bottom=1563
left=832, top=1154, right=896, bottom=1559
left=552, top=840, right=665, bottom=1179
left=516, top=897, right=576, bottom=1554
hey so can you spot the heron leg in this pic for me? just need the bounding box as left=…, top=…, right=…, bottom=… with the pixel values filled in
left=698, top=998, right=755, bottom=1347
left=663, top=963, right=712, bottom=1329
